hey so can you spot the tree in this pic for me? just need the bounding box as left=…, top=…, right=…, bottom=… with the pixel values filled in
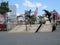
left=30, top=15, right=36, bottom=24
left=0, top=1, right=11, bottom=14
left=0, top=1, right=11, bottom=31
left=38, top=16, right=45, bottom=23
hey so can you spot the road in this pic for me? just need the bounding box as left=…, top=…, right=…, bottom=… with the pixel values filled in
left=0, top=31, right=60, bottom=45
left=0, top=24, right=60, bottom=45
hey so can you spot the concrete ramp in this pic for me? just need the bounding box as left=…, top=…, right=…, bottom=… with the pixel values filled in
left=8, top=25, right=26, bottom=33
left=39, top=24, right=52, bottom=32
left=38, top=21, right=52, bottom=32
left=8, top=24, right=39, bottom=33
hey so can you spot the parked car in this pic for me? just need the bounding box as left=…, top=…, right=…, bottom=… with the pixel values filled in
left=0, top=15, right=7, bottom=31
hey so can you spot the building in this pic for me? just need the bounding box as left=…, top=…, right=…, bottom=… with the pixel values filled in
left=9, top=5, right=17, bottom=24
left=7, top=5, right=17, bottom=30
left=51, top=10, right=60, bottom=20
left=17, top=14, right=25, bottom=24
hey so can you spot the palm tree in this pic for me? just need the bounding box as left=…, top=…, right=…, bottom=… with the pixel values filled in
left=30, top=15, right=36, bottom=24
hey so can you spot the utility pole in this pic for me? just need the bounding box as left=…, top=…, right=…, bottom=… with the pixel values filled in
left=25, top=0, right=28, bottom=31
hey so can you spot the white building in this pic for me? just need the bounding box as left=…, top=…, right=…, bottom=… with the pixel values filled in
left=17, top=14, right=25, bottom=24
left=7, top=5, right=17, bottom=30
left=9, top=5, right=17, bottom=24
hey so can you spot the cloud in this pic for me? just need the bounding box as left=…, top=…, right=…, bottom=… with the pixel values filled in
left=23, top=0, right=48, bottom=10
left=42, top=5, right=47, bottom=9
left=23, top=0, right=42, bottom=7
left=15, top=4, right=19, bottom=8
left=36, top=3, right=42, bottom=7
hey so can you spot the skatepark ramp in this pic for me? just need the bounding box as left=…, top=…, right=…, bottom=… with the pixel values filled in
left=38, top=24, right=52, bottom=32
left=8, top=24, right=39, bottom=33
left=38, top=21, right=52, bottom=32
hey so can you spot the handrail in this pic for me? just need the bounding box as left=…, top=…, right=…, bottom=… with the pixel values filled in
left=35, top=23, right=42, bottom=33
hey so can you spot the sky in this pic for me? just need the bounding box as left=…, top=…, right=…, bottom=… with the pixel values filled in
left=0, top=0, right=60, bottom=16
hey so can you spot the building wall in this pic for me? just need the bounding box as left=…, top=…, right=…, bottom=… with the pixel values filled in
left=9, top=5, right=17, bottom=24
left=7, top=5, right=17, bottom=30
